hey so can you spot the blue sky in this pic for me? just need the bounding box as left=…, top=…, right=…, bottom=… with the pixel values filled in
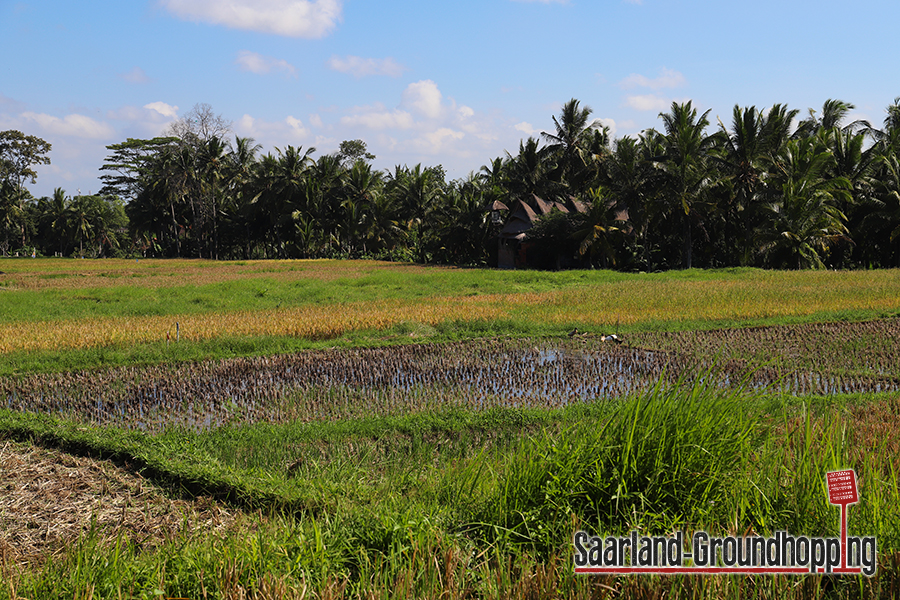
left=2, top=0, right=899, bottom=199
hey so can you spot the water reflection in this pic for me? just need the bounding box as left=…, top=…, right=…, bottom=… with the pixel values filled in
left=3, top=338, right=898, bottom=432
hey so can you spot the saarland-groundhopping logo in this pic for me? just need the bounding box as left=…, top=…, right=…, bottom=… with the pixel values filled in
left=573, top=469, right=877, bottom=576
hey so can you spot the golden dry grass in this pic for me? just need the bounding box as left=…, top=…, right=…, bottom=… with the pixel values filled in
left=0, top=258, right=430, bottom=291
left=0, top=440, right=237, bottom=569
left=523, top=274, right=900, bottom=325
left=848, top=396, right=900, bottom=469
left=0, top=296, right=508, bottom=353
left=2, top=259, right=900, bottom=355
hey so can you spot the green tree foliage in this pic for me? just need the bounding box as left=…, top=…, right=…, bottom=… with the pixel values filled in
left=0, top=130, right=51, bottom=255
left=1, top=95, right=887, bottom=270
left=541, top=98, right=608, bottom=194
left=713, top=104, right=798, bottom=265
left=570, top=188, right=626, bottom=269
left=757, top=137, right=852, bottom=268
left=524, top=208, right=582, bottom=270
left=336, top=139, right=376, bottom=166
left=655, top=101, right=724, bottom=269
left=0, top=130, right=52, bottom=190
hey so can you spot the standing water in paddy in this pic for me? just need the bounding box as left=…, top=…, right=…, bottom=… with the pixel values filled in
left=3, top=321, right=900, bottom=432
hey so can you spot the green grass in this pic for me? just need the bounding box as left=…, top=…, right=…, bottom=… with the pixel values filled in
left=0, top=260, right=633, bottom=324
left=3, top=260, right=900, bottom=375
left=2, top=380, right=899, bottom=598
left=3, top=260, right=900, bottom=597
left=1, top=260, right=898, bottom=326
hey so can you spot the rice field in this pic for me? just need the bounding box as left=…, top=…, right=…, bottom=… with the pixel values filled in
left=2, top=259, right=900, bottom=364
left=2, top=259, right=900, bottom=599
left=0, top=296, right=509, bottom=354
left=4, top=318, right=900, bottom=433
left=0, top=258, right=405, bottom=291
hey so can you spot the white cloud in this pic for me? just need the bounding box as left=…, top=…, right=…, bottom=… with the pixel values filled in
left=307, top=80, right=508, bottom=167
left=417, top=128, right=465, bottom=154
left=309, top=113, right=323, bottom=128
left=20, top=112, right=116, bottom=139
left=160, top=0, right=342, bottom=38
left=105, top=103, right=179, bottom=137
left=340, top=109, right=415, bottom=130
left=144, top=101, right=179, bottom=119
left=594, top=117, right=617, bottom=139
left=235, top=114, right=256, bottom=134
left=625, top=94, right=677, bottom=112
left=460, top=122, right=493, bottom=143
left=619, top=68, right=686, bottom=90
left=235, top=114, right=311, bottom=142
left=326, top=55, right=406, bottom=78
left=401, top=80, right=443, bottom=119
left=236, top=51, right=298, bottom=77
left=119, top=66, right=150, bottom=84
left=514, top=121, right=536, bottom=135
left=285, top=116, right=308, bottom=136
left=313, top=134, right=337, bottom=151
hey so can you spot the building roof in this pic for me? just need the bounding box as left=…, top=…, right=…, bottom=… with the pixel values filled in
left=499, top=200, right=539, bottom=238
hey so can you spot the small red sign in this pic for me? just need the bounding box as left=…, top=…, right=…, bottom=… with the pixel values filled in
left=826, top=470, right=858, bottom=505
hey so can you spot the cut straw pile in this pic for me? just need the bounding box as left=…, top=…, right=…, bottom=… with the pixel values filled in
left=0, top=441, right=237, bottom=568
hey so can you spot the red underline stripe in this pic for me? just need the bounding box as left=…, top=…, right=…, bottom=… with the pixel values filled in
left=574, top=567, right=860, bottom=575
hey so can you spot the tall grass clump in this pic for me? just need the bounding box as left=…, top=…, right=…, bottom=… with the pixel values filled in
left=476, top=375, right=763, bottom=554
left=736, top=397, right=900, bottom=548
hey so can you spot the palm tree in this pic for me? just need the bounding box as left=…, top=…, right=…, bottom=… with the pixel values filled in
left=306, top=154, right=346, bottom=255
left=0, top=182, right=27, bottom=256
left=225, top=136, right=262, bottom=258
left=795, top=99, right=869, bottom=138
left=570, top=188, right=624, bottom=268
left=197, top=135, right=230, bottom=259
left=31, top=187, right=71, bottom=256
left=478, top=157, right=506, bottom=191
left=714, top=104, right=799, bottom=264
left=655, top=101, right=723, bottom=268
left=429, top=180, right=494, bottom=265
left=342, top=160, right=384, bottom=255
left=386, top=164, right=445, bottom=262
left=757, top=137, right=851, bottom=268
left=541, top=98, right=606, bottom=194
left=858, top=151, right=900, bottom=266
left=154, top=142, right=201, bottom=256
left=854, top=100, right=900, bottom=267
left=866, top=98, right=900, bottom=161
left=138, top=144, right=188, bottom=256
left=503, top=137, right=560, bottom=207
left=475, top=157, right=509, bottom=222
left=363, top=188, right=405, bottom=258
left=292, top=211, right=327, bottom=258
left=92, top=196, right=127, bottom=257
left=255, top=145, right=316, bottom=257
left=69, top=194, right=98, bottom=257
left=602, top=136, right=655, bottom=267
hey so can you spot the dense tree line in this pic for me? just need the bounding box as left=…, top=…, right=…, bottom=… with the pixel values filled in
left=2, top=97, right=900, bottom=269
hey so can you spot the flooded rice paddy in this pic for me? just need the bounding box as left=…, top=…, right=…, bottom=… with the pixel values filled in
left=3, top=319, right=900, bottom=432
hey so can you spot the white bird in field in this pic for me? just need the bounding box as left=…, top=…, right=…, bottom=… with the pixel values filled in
left=601, top=334, right=623, bottom=344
